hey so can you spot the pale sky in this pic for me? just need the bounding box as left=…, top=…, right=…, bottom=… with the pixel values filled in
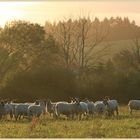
left=0, top=1, right=140, bottom=27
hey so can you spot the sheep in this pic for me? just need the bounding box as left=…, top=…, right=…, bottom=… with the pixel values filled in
left=27, top=100, right=46, bottom=118
left=4, top=102, right=14, bottom=119
left=128, top=100, right=140, bottom=115
left=46, top=99, right=68, bottom=117
left=73, top=98, right=89, bottom=119
left=14, top=103, right=30, bottom=121
left=83, top=98, right=95, bottom=118
left=0, top=99, right=15, bottom=119
left=9, top=101, right=37, bottom=120
left=54, top=99, right=89, bottom=120
left=71, top=98, right=89, bottom=119
left=10, top=102, right=20, bottom=117
left=54, top=101, right=73, bottom=118
left=46, top=99, right=57, bottom=117
left=103, top=99, right=119, bottom=116
left=94, top=101, right=106, bottom=115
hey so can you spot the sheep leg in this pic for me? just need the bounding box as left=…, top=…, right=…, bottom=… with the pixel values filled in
left=130, top=109, right=132, bottom=115
left=116, top=108, right=119, bottom=116
left=52, top=113, right=57, bottom=118
left=109, top=111, right=112, bottom=116
left=15, top=115, right=18, bottom=121
left=75, top=113, right=78, bottom=120
left=107, top=110, right=110, bottom=116
left=19, top=114, right=22, bottom=120
left=79, top=114, right=82, bottom=120
left=69, top=114, right=73, bottom=120
left=111, top=110, right=114, bottom=116
left=10, top=112, right=13, bottom=119
left=67, top=114, right=70, bottom=120
left=86, top=113, right=89, bottom=120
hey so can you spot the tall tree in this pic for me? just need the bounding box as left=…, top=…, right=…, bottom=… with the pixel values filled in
left=0, top=20, right=47, bottom=72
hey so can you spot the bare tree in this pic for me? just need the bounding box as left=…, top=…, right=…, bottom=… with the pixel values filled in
left=50, top=16, right=110, bottom=74
left=54, top=19, right=76, bottom=70
left=75, top=16, right=110, bottom=74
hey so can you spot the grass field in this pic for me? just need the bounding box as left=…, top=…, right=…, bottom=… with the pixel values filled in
left=0, top=106, right=140, bottom=138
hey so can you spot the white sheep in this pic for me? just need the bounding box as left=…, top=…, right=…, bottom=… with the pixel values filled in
left=103, top=99, right=119, bottom=116
left=4, top=103, right=14, bottom=119
left=14, top=103, right=30, bottom=121
left=27, top=100, right=46, bottom=118
left=72, top=98, right=89, bottom=119
left=46, top=100, right=68, bottom=117
left=54, top=101, right=72, bottom=118
left=94, top=101, right=106, bottom=115
left=46, top=101, right=56, bottom=116
left=54, top=99, right=89, bottom=119
left=83, top=99, right=95, bottom=117
left=78, top=102, right=89, bottom=119
left=128, top=100, right=140, bottom=114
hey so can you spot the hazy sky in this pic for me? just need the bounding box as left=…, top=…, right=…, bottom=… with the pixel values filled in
left=0, top=1, right=140, bottom=27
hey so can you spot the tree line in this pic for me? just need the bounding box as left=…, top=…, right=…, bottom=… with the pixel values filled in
left=0, top=16, right=139, bottom=103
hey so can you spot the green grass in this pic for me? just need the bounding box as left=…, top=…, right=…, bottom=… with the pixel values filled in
left=0, top=106, right=140, bottom=138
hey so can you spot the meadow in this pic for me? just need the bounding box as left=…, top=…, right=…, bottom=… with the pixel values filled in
left=0, top=106, right=140, bottom=138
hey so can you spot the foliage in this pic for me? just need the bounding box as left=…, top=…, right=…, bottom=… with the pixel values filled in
left=0, top=17, right=140, bottom=103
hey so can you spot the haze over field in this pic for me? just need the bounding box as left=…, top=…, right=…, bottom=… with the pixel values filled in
left=0, top=1, right=140, bottom=138
left=0, top=0, right=140, bottom=27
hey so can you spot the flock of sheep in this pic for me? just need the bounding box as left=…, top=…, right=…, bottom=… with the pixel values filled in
left=0, top=98, right=139, bottom=121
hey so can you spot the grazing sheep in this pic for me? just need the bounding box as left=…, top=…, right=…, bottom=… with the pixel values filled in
left=83, top=99, right=95, bottom=117
left=27, top=100, right=46, bottom=118
left=94, top=101, right=106, bottom=115
left=54, top=99, right=89, bottom=119
left=14, top=103, right=30, bottom=121
left=128, top=100, right=140, bottom=114
left=46, top=100, right=57, bottom=117
left=54, top=101, right=72, bottom=118
left=74, top=98, right=89, bottom=119
left=103, top=99, right=119, bottom=116
left=4, top=103, right=14, bottom=119
left=46, top=100, right=68, bottom=117
left=10, top=102, right=19, bottom=116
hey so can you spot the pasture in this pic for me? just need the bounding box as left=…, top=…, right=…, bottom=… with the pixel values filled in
left=0, top=106, right=140, bottom=138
